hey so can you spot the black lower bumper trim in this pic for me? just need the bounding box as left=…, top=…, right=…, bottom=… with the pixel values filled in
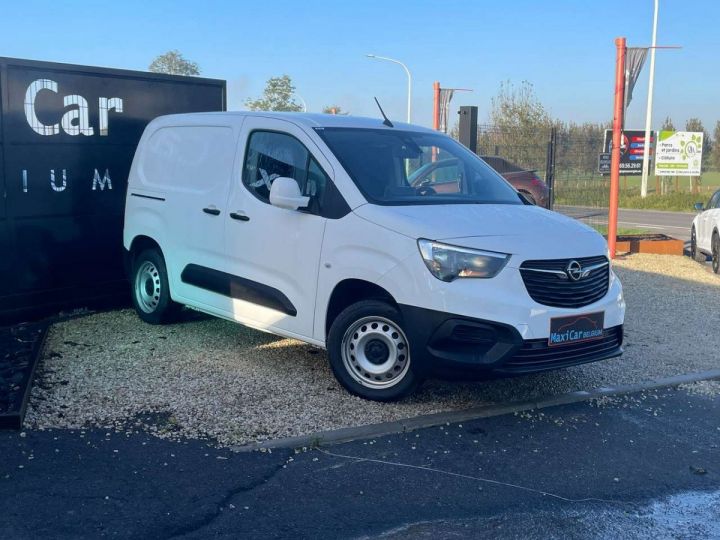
left=398, top=304, right=623, bottom=376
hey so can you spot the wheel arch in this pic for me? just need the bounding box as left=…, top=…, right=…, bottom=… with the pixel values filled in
left=324, top=279, right=398, bottom=339
left=126, top=235, right=165, bottom=277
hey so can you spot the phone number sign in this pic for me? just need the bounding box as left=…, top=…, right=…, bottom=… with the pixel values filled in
left=603, top=129, right=653, bottom=175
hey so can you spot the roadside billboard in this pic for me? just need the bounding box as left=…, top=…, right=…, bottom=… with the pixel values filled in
left=602, top=129, right=654, bottom=175
left=654, top=131, right=704, bottom=176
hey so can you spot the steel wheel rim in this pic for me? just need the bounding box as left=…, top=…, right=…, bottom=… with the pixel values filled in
left=341, top=316, right=410, bottom=389
left=134, top=261, right=161, bottom=313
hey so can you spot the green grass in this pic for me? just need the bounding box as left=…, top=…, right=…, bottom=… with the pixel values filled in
left=591, top=225, right=651, bottom=236
left=619, top=170, right=720, bottom=192
left=553, top=174, right=716, bottom=212
left=617, top=191, right=702, bottom=212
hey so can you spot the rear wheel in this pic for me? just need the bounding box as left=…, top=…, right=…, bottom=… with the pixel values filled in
left=327, top=300, right=421, bottom=401
left=131, top=248, right=181, bottom=324
left=713, top=233, right=720, bottom=274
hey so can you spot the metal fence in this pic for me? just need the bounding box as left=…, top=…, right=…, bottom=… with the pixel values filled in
left=474, top=124, right=609, bottom=230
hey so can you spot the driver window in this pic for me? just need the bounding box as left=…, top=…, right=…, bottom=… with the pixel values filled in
left=242, top=130, right=330, bottom=213
left=713, top=191, right=720, bottom=209
left=243, top=131, right=309, bottom=203
left=708, top=192, right=720, bottom=210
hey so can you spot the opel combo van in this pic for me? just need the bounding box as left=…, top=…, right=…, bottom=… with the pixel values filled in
left=123, top=112, right=625, bottom=401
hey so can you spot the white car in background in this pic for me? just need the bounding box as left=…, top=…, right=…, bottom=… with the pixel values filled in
left=691, top=189, right=720, bottom=273
left=123, top=112, right=625, bottom=401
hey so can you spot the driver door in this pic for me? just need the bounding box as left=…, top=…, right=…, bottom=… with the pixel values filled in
left=222, top=117, right=330, bottom=339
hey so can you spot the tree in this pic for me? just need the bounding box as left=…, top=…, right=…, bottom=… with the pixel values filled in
left=490, top=80, right=551, bottom=130
left=660, top=116, right=675, bottom=131
left=148, top=50, right=200, bottom=76
left=482, top=80, right=552, bottom=170
left=245, top=75, right=303, bottom=112
left=685, top=118, right=712, bottom=171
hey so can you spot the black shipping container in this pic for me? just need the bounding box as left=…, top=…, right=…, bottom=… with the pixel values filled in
left=0, top=57, right=226, bottom=323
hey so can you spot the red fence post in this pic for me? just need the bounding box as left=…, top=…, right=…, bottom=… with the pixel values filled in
left=608, top=37, right=626, bottom=259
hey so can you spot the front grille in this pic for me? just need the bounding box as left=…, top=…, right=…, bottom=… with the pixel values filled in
left=501, top=325, right=623, bottom=373
left=519, top=255, right=609, bottom=308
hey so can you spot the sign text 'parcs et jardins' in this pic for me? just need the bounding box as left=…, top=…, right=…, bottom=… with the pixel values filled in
left=654, top=131, right=704, bottom=176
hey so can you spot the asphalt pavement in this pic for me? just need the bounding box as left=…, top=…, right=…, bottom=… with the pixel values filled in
left=2, top=382, right=718, bottom=539
left=557, top=206, right=696, bottom=242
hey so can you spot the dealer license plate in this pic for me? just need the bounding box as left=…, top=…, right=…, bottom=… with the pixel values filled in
left=548, top=312, right=605, bottom=347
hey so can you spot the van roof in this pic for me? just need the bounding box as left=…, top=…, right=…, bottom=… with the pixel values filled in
left=153, top=111, right=435, bottom=133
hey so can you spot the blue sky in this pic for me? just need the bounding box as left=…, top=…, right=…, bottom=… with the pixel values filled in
left=2, top=0, right=718, bottom=130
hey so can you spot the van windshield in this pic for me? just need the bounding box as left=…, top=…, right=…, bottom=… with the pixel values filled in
left=315, top=127, right=522, bottom=206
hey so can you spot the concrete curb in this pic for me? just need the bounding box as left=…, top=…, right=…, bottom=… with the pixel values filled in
left=232, top=368, right=720, bottom=452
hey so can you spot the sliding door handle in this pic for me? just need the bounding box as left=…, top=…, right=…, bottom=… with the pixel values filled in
left=203, top=206, right=221, bottom=216
left=229, top=211, right=250, bottom=222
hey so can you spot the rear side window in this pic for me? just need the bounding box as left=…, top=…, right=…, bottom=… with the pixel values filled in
left=141, top=126, right=235, bottom=191
left=242, top=130, right=343, bottom=216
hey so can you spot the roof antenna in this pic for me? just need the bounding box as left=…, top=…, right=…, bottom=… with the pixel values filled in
left=373, top=97, right=394, bottom=127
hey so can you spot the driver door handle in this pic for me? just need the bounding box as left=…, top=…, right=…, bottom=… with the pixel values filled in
left=229, top=211, right=250, bottom=222
left=203, top=206, right=221, bottom=216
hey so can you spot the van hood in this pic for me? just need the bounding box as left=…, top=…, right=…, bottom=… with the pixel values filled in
left=353, top=203, right=608, bottom=263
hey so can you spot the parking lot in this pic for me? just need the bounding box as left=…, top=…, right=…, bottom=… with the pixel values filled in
left=26, top=253, right=720, bottom=447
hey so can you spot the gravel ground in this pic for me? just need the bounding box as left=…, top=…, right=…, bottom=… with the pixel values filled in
left=26, top=254, right=720, bottom=446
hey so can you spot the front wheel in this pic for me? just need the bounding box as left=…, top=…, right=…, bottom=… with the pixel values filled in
left=691, top=227, right=705, bottom=262
left=327, top=300, right=421, bottom=401
left=713, top=233, right=720, bottom=274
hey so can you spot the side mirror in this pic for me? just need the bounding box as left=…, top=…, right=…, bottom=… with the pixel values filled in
left=694, top=202, right=704, bottom=212
left=269, top=177, right=310, bottom=211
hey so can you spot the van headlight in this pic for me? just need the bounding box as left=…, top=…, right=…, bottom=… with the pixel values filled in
left=417, top=239, right=510, bottom=282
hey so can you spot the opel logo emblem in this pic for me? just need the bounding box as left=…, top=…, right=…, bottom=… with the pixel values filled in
left=566, top=260, right=583, bottom=281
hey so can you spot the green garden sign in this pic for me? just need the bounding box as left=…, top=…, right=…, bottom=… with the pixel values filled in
left=654, top=130, right=704, bottom=176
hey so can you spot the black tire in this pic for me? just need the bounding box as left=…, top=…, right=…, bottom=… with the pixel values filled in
left=691, top=226, right=706, bottom=262
left=327, top=300, right=422, bottom=401
left=130, top=248, right=182, bottom=324
left=713, top=233, right=720, bottom=274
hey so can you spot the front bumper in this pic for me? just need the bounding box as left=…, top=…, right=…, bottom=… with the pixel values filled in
left=399, top=304, right=623, bottom=377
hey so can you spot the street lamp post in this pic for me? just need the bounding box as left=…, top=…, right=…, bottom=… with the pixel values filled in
left=366, top=54, right=412, bottom=123
left=295, top=94, right=308, bottom=113
left=640, top=0, right=659, bottom=198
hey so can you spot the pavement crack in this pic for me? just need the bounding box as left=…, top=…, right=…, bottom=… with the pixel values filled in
left=317, top=448, right=623, bottom=505
left=164, top=459, right=287, bottom=539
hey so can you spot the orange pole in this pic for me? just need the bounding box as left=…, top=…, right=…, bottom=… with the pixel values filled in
left=432, top=81, right=440, bottom=165
left=608, top=38, right=626, bottom=259
left=432, top=81, right=440, bottom=131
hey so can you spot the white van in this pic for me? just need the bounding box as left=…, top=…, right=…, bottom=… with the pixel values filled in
left=123, top=112, right=625, bottom=401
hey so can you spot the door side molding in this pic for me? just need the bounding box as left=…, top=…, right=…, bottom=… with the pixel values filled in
left=180, top=264, right=297, bottom=317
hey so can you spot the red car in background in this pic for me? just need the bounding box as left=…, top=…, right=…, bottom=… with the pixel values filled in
left=409, top=155, right=550, bottom=208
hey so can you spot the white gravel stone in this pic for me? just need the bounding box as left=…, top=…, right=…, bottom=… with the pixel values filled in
left=25, top=254, right=720, bottom=446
